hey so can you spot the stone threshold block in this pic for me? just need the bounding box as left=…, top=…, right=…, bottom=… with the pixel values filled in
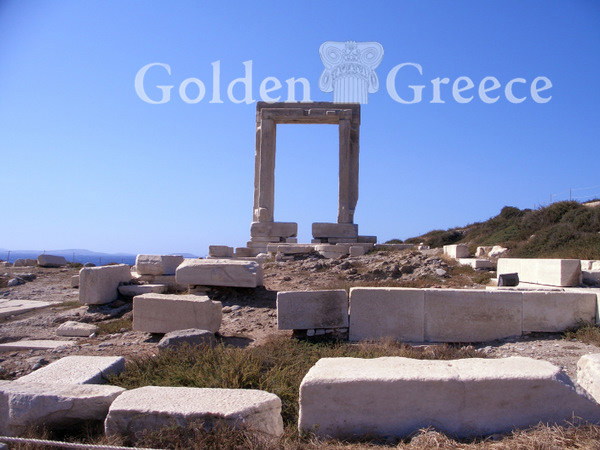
left=176, top=259, right=263, bottom=288
left=37, top=254, right=68, bottom=268
left=522, top=291, right=597, bottom=332
left=443, top=244, right=470, bottom=259
left=79, top=264, right=132, bottom=305
left=0, top=300, right=51, bottom=319
left=0, top=381, right=124, bottom=436
left=349, top=288, right=424, bottom=342
left=277, top=290, right=348, bottom=330
left=133, top=294, right=222, bottom=334
left=17, top=356, right=125, bottom=385
left=457, top=258, right=494, bottom=269
left=135, top=255, right=184, bottom=276
left=298, top=356, right=600, bottom=440
left=497, top=258, right=582, bottom=287
left=105, top=386, right=284, bottom=439
left=312, top=223, right=358, bottom=239
left=251, top=222, right=297, bottom=238
left=209, top=245, right=234, bottom=258
left=0, top=340, right=75, bottom=353
left=118, top=284, right=168, bottom=297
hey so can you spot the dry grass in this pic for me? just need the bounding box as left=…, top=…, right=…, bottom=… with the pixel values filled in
left=564, top=322, right=600, bottom=346
left=110, top=335, right=482, bottom=427
left=96, top=317, right=132, bottom=335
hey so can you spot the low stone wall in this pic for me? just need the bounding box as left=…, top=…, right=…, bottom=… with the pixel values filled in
left=348, top=287, right=597, bottom=342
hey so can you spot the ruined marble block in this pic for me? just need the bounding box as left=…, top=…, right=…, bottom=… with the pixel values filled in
left=497, top=258, right=582, bottom=287
left=250, top=222, right=297, bottom=238
left=176, top=259, right=263, bottom=288
left=312, top=223, right=358, bottom=239
left=17, top=355, right=125, bottom=384
left=105, top=386, right=283, bottom=438
left=135, top=255, right=184, bottom=276
left=277, top=290, right=348, bottom=330
left=79, top=264, right=132, bottom=305
left=298, top=356, right=600, bottom=439
left=133, top=294, right=222, bottom=333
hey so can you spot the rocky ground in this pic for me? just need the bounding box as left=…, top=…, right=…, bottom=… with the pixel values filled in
left=0, top=249, right=598, bottom=382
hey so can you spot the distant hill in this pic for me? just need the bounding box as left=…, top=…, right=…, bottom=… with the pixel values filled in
left=400, top=200, right=600, bottom=260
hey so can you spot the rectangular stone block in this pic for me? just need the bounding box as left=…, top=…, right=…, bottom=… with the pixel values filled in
left=267, top=244, right=313, bottom=255
left=522, top=291, right=597, bottom=332
left=56, top=321, right=97, bottom=337
left=277, top=290, right=348, bottom=330
left=133, top=294, right=222, bottom=333
left=0, top=300, right=51, bottom=319
left=497, top=258, right=582, bottom=287
left=135, top=255, right=184, bottom=276
left=208, top=245, right=234, bottom=258
left=349, top=288, right=425, bottom=342
left=17, top=356, right=125, bottom=385
left=71, top=275, right=79, bottom=288
left=250, top=222, right=297, bottom=238
left=105, top=386, right=283, bottom=438
left=443, top=244, right=470, bottom=259
left=0, top=340, right=75, bottom=353
left=0, top=381, right=124, bottom=436
left=312, top=223, right=358, bottom=239
left=298, top=356, right=600, bottom=440
left=457, top=258, right=493, bottom=269
left=118, top=284, right=167, bottom=297
left=79, top=264, right=132, bottom=305
left=234, top=247, right=262, bottom=258
left=37, top=254, right=68, bottom=267
left=327, top=237, right=358, bottom=244
left=176, top=259, right=263, bottom=288
left=424, top=289, right=523, bottom=342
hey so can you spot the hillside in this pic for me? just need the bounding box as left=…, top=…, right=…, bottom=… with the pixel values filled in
left=402, top=200, right=600, bottom=260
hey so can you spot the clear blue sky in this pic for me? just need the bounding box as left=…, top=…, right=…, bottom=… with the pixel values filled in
left=1, top=1, right=599, bottom=255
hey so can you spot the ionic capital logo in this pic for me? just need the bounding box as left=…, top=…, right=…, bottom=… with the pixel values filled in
left=319, top=41, right=384, bottom=104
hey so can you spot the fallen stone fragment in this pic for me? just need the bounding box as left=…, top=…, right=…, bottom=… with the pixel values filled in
left=79, top=264, right=132, bottom=305
left=176, top=259, right=263, bottom=288
left=299, top=356, right=600, bottom=439
left=135, top=255, right=184, bottom=276
left=133, top=293, right=222, bottom=333
left=17, top=355, right=125, bottom=384
left=0, top=340, right=75, bottom=353
left=37, top=254, right=68, bottom=268
left=118, top=284, right=167, bottom=297
left=7, top=278, right=25, bottom=287
left=0, top=380, right=124, bottom=436
left=56, top=321, right=98, bottom=337
left=157, top=328, right=216, bottom=350
left=71, top=275, right=79, bottom=288
left=105, top=386, right=283, bottom=439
